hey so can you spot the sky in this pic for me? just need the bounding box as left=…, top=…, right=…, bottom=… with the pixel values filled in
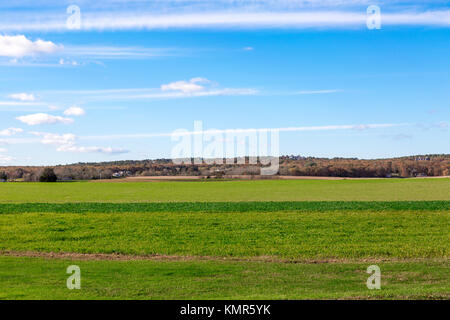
left=0, top=0, right=449, bottom=166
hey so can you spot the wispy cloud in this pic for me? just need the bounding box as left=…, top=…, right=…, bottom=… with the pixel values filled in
left=81, top=123, right=405, bottom=140
left=62, top=46, right=181, bottom=59
left=161, top=78, right=209, bottom=93
left=40, top=78, right=258, bottom=101
left=0, top=34, right=180, bottom=67
left=8, top=92, right=36, bottom=101
left=380, top=133, right=413, bottom=141
left=0, top=127, right=23, bottom=136
left=130, top=88, right=258, bottom=99
left=416, top=121, right=449, bottom=130
left=57, top=145, right=129, bottom=154
left=16, top=113, right=74, bottom=125
left=0, top=154, right=14, bottom=163
left=30, top=131, right=129, bottom=154
left=0, top=100, right=48, bottom=106
left=30, top=132, right=76, bottom=146
left=0, top=9, right=448, bottom=31
left=63, top=106, right=85, bottom=116
left=0, top=101, right=61, bottom=113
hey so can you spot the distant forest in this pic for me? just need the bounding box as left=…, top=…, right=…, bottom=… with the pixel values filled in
left=1, top=154, right=449, bottom=181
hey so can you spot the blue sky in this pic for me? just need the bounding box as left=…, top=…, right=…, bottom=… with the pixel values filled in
left=0, top=0, right=448, bottom=165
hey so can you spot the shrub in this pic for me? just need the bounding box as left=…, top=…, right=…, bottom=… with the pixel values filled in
left=39, top=168, right=58, bottom=182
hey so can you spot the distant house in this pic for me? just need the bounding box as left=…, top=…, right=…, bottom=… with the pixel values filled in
left=416, top=173, right=428, bottom=177
left=112, top=170, right=131, bottom=178
left=112, top=172, right=123, bottom=178
left=415, top=156, right=431, bottom=161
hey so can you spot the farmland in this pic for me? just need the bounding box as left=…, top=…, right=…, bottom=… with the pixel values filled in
left=0, top=178, right=449, bottom=203
left=0, top=179, right=449, bottom=299
left=1, top=257, right=448, bottom=300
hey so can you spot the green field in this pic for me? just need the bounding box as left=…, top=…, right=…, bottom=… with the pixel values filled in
left=0, top=178, right=449, bottom=202
left=1, top=257, right=448, bottom=300
left=1, top=210, right=448, bottom=258
left=0, top=179, right=449, bottom=300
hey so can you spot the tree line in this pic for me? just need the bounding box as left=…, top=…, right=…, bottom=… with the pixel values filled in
left=0, top=154, right=448, bottom=181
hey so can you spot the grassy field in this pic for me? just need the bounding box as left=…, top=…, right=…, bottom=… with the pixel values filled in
left=0, top=179, right=449, bottom=300
left=0, top=178, right=449, bottom=202
left=0, top=201, right=449, bottom=213
left=1, top=257, right=448, bottom=300
left=1, top=210, right=448, bottom=258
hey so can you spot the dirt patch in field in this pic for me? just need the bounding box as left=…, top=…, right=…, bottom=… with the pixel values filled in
left=0, top=250, right=445, bottom=264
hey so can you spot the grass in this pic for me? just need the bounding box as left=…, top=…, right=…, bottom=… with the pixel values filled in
left=0, top=201, right=449, bottom=213
left=0, top=256, right=448, bottom=300
left=0, top=178, right=449, bottom=203
left=0, top=179, right=448, bottom=300
left=1, top=210, right=448, bottom=259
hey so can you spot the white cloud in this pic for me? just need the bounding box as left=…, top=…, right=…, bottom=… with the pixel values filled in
left=43, top=82, right=258, bottom=100
left=59, top=58, right=79, bottom=66
left=57, top=145, right=128, bottom=154
left=0, top=1, right=449, bottom=32
left=0, top=35, right=61, bottom=58
left=30, top=132, right=77, bottom=146
left=416, top=121, right=449, bottom=130
left=243, top=46, right=254, bottom=51
left=81, top=123, right=405, bottom=140
left=9, top=93, right=35, bottom=101
left=0, top=148, right=7, bottom=153
left=0, top=154, right=14, bottom=163
left=0, top=127, right=23, bottom=136
left=0, top=101, right=44, bottom=106
left=154, top=77, right=257, bottom=98
left=63, top=106, right=85, bottom=116
left=380, top=134, right=413, bottom=141
left=1, top=10, right=448, bottom=31
left=16, top=113, right=74, bottom=125
left=92, top=11, right=450, bottom=29
left=438, top=121, right=449, bottom=128
left=132, top=88, right=257, bottom=99
left=62, top=46, right=179, bottom=59
left=161, top=78, right=207, bottom=93
left=30, top=131, right=128, bottom=154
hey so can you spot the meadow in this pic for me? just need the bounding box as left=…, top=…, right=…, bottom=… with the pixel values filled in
left=1, top=257, right=448, bottom=300
left=0, top=179, right=449, bottom=299
left=1, top=210, right=448, bottom=258
left=0, top=178, right=449, bottom=203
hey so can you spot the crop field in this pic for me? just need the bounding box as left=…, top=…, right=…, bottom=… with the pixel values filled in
left=1, top=178, right=449, bottom=202
left=0, top=179, right=449, bottom=300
